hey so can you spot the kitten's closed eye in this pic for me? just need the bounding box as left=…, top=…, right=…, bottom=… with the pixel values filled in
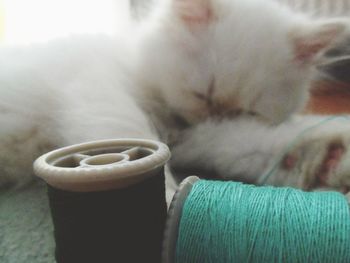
left=192, top=77, right=215, bottom=105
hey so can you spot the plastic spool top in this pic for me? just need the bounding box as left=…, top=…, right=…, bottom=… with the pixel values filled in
left=34, top=138, right=171, bottom=192
left=162, top=176, right=350, bottom=263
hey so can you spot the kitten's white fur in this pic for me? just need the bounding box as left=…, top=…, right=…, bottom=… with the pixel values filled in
left=1, top=0, right=350, bottom=198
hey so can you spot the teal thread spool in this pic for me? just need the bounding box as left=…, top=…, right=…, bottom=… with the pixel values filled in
left=163, top=177, right=350, bottom=263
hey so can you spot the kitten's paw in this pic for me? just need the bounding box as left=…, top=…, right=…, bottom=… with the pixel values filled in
left=313, top=142, right=345, bottom=188
left=279, top=124, right=350, bottom=193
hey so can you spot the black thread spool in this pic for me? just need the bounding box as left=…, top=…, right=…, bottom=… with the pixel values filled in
left=33, top=139, right=170, bottom=263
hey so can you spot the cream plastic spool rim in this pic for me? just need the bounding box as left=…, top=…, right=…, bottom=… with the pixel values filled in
left=34, top=138, right=171, bottom=192
left=162, top=176, right=350, bottom=263
left=162, top=176, right=200, bottom=263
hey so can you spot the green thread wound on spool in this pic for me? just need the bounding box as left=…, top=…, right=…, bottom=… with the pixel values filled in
left=175, top=180, right=350, bottom=263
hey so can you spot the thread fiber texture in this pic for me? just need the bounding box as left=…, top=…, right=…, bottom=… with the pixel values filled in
left=175, top=180, right=350, bottom=263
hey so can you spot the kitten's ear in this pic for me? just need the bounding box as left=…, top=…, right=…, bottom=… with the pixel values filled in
left=291, top=20, right=348, bottom=64
left=173, top=0, right=215, bottom=27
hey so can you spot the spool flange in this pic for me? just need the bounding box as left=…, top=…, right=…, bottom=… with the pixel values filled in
left=34, top=138, right=170, bottom=192
left=162, top=176, right=200, bottom=263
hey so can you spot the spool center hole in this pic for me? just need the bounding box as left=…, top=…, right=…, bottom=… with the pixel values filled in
left=84, top=154, right=126, bottom=166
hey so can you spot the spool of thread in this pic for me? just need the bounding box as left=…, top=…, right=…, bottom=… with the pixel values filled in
left=163, top=177, right=350, bottom=263
left=34, top=138, right=170, bottom=263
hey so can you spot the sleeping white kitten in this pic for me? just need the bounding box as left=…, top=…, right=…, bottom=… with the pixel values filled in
left=0, top=0, right=350, bottom=197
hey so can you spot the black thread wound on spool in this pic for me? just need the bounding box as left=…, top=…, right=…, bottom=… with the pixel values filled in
left=47, top=169, right=167, bottom=263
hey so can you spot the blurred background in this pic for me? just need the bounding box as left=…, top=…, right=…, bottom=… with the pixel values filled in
left=0, top=0, right=130, bottom=45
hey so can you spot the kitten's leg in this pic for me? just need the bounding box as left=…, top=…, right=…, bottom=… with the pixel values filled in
left=0, top=116, right=57, bottom=188
left=0, top=87, right=179, bottom=203
left=0, top=86, right=61, bottom=188
left=170, top=115, right=350, bottom=192
left=0, top=39, right=172, bottom=191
